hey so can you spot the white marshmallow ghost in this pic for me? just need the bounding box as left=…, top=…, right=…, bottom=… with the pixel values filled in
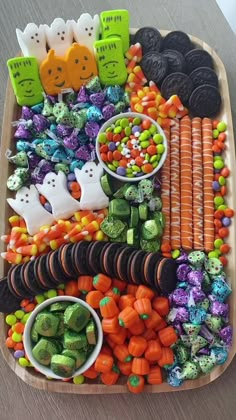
left=7, top=185, right=55, bottom=235
left=44, top=18, right=73, bottom=56
left=72, top=13, right=100, bottom=53
left=16, top=23, right=47, bottom=64
left=75, top=162, right=109, bottom=210
left=36, top=171, right=80, bottom=220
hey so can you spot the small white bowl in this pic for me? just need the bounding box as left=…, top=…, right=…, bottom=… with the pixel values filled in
left=96, top=112, right=167, bottom=182
left=23, top=296, right=103, bottom=380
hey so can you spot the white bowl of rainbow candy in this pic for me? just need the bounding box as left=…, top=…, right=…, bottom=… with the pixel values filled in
left=96, top=112, right=167, bottom=182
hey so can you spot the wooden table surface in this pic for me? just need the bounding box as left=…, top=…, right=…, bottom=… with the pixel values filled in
left=0, top=0, right=236, bottom=419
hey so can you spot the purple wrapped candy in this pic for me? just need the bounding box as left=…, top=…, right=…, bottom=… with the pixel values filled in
left=85, top=121, right=100, bottom=138
left=175, top=307, right=189, bottom=323
left=33, top=114, right=49, bottom=132
left=198, top=348, right=210, bottom=355
left=63, top=131, right=79, bottom=150
left=31, top=169, right=45, bottom=184
left=77, top=86, right=89, bottom=103
left=173, top=321, right=184, bottom=336
left=177, top=264, right=191, bottom=281
left=210, top=301, right=229, bottom=317
left=27, top=151, right=41, bottom=168
left=75, top=145, right=91, bottom=161
left=102, top=104, right=115, bottom=120
left=172, top=288, right=188, bottom=306
left=218, top=326, right=233, bottom=346
left=14, top=125, right=32, bottom=139
left=47, top=94, right=57, bottom=104
left=90, top=92, right=106, bottom=108
left=176, top=251, right=188, bottom=263
left=187, top=270, right=204, bottom=287
left=21, top=106, right=34, bottom=120
left=38, top=159, right=54, bottom=173
left=57, top=124, right=73, bottom=137
left=200, top=325, right=215, bottom=343
left=116, top=167, right=126, bottom=176
left=190, top=287, right=206, bottom=303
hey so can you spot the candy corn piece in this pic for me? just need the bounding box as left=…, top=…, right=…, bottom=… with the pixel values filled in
left=70, top=231, right=89, bottom=243
left=81, top=212, right=96, bottom=226
left=1, top=251, right=22, bottom=264
left=125, top=83, right=132, bottom=93
left=142, top=92, right=157, bottom=102
left=19, top=218, right=27, bottom=229
left=133, top=66, right=147, bottom=84
left=33, top=229, right=49, bottom=244
left=14, top=233, right=29, bottom=248
left=74, top=210, right=91, bottom=222
left=64, top=223, right=82, bottom=240
left=1, top=235, right=10, bottom=244
left=9, top=228, right=23, bottom=248
left=38, top=243, right=48, bottom=252
left=8, top=215, right=21, bottom=227
left=16, top=244, right=38, bottom=256
left=44, top=224, right=67, bottom=242
left=149, top=81, right=161, bottom=94
left=127, top=56, right=139, bottom=73
left=50, top=237, right=67, bottom=250
left=82, top=220, right=99, bottom=234
left=128, top=82, right=143, bottom=91
left=125, top=43, right=142, bottom=61
left=93, top=230, right=105, bottom=241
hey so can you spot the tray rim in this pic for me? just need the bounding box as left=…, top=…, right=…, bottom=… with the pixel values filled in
left=0, top=29, right=235, bottom=394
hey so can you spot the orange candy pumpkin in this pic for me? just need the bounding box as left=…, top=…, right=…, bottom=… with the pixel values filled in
left=66, top=43, right=98, bottom=91
left=40, top=49, right=71, bottom=95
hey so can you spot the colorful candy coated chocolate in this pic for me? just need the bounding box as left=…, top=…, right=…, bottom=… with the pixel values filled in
left=40, top=50, right=71, bottom=95
left=100, top=9, right=130, bottom=53
left=94, top=38, right=127, bottom=86
left=66, top=43, right=98, bottom=91
left=7, top=57, right=44, bottom=106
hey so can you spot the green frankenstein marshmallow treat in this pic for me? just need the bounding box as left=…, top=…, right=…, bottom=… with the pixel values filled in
left=94, top=38, right=127, bottom=86
left=7, top=56, right=44, bottom=106
left=100, top=9, right=130, bottom=53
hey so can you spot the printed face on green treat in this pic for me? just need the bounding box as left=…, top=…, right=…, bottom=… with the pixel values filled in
left=95, top=38, right=127, bottom=85
left=7, top=57, right=43, bottom=106
left=100, top=10, right=129, bottom=52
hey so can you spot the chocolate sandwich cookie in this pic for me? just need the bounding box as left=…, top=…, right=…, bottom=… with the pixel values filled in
left=101, top=242, right=124, bottom=278
left=133, top=27, right=162, bottom=54
left=47, top=249, right=69, bottom=284
left=72, top=241, right=90, bottom=275
left=162, top=49, right=186, bottom=74
left=185, top=49, right=214, bottom=74
left=7, top=264, right=31, bottom=299
left=155, top=257, right=178, bottom=294
left=116, top=246, right=137, bottom=283
left=143, top=252, right=163, bottom=287
left=0, top=278, right=21, bottom=313
left=189, top=84, right=221, bottom=118
left=161, top=72, right=194, bottom=104
left=128, top=249, right=147, bottom=285
left=58, top=243, right=78, bottom=278
left=45, top=251, right=64, bottom=286
left=140, top=52, right=168, bottom=85
left=161, top=31, right=193, bottom=55
left=189, top=66, right=218, bottom=89
left=87, top=241, right=109, bottom=275
left=36, top=254, right=58, bottom=289
left=21, top=260, right=43, bottom=295
left=33, top=257, right=51, bottom=290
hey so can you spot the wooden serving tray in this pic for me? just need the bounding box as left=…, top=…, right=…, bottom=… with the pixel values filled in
left=0, top=30, right=235, bottom=394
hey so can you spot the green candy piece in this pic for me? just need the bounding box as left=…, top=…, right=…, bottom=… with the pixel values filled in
left=182, top=323, right=201, bottom=338
left=101, top=174, right=113, bottom=196
left=151, top=211, right=165, bottom=229
left=49, top=302, right=71, bottom=312
left=113, top=184, right=127, bottom=198
left=180, top=361, right=200, bottom=380
left=55, top=313, right=65, bottom=337
left=141, top=220, right=161, bottom=240
left=94, top=38, right=127, bottom=86
left=205, top=315, right=222, bottom=333
left=197, top=298, right=210, bottom=311
left=86, top=76, right=102, bottom=93
left=114, top=101, right=126, bottom=114
left=188, top=251, right=206, bottom=267
left=64, top=303, right=90, bottom=333
left=148, top=197, right=162, bottom=211
left=191, top=336, right=208, bottom=356
left=138, top=179, right=154, bottom=200
left=124, top=185, right=139, bottom=201
left=204, top=258, right=223, bottom=276
left=129, top=206, right=139, bottom=228
left=35, top=143, right=50, bottom=159
left=51, top=354, right=75, bottom=378
left=100, top=9, right=130, bottom=53
left=110, top=225, right=128, bottom=243
left=42, top=98, right=54, bottom=117
left=199, top=355, right=216, bottom=374
left=31, top=323, right=39, bottom=343
left=53, top=102, right=69, bottom=118
left=139, top=203, right=148, bottom=221
left=62, top=349, right=87, bottom=369
left=109, top=199, right=130, bottom=219
left=71, top=111, right=87, bottom=129
left=101, top=216, right=126, bottom=238
left=34, top=313, right=60, bottom=337
left=86, top=320, right=97, bottom=345
left=7, top=172, right=25, bottom=191
left=140, top=238, right=160, bottom=252
left=127, top=228, right=139, bottom=247
left=202, top=271, right=212, bottom=292
left=55, top=163, right=69, bottom=174
left=175, top=345, right=190, bottom=364
left=32, top=338, right=58, bottom=366
left=64, top=331, right=88, bottom=350
left=8, top=151, right=28, bottom=167
left=7, top=56, right=44, bottom=106
left=180, top=335, right=193, bottom=348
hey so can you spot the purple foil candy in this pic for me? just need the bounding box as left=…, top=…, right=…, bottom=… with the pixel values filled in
left=191, top=287, right=206, bottom=303
left=14, top=125, right=32, bottom=139
left=75, top=145, right=91, bottom=161
left=85, top=121, right=100, bottom=138
left=177, top=264, right=191, bottom=281
left=21, top=106, right=34, bottom=120
left=38, top=159, right=54, bottom=173
left=198, top=348, right=210, bottom=356
left=63, top=131, right=79, bottom=150
left=172, top=288, right=188, bottom=306
left=187, top=270, right=204, bottom=287
left=173, top=321, right=184, bottom=336
left=77, top=86, right=89, bottom=103
left=33, top=114, right=49, bottom=132
left=210, top=301, right=229, bottom=317
left=200, top=325, right=215, bottom=343
left=47, top=95, right=57, bottom=104
left=90, top=92, right=106, bottom=107
left=175, top=307, right=189, bottom=323
left=27, top=152, right=41, bottom=168
left=31, top=169, right=45, bottom=184
left=57, top=124, right=73, bottom=137
left=102, top=104, right=115, bottom=120
left=218, top=326, right=233, bottom=346
left=176, top=251, right=188, bottom=263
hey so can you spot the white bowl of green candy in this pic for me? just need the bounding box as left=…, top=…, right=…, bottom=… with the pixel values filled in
left=23, top=296, right=103, bottom=380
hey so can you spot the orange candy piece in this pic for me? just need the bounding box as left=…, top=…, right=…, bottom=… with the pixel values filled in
left=40, top=49, right=71, bottom=95
left=65, top=43, right=97, bottom=91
